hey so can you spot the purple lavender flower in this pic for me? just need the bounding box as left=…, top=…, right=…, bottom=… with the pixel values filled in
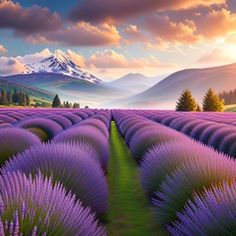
left=0, top=127, right=41, bottom=166
left=2, top=143, right=108, bottom=215
left=16, top=118, right=63, bottom=140
left=46, top=115, right=73, bottom=129
left=152, top=154, right=236, bottom=226
left=53, top=125, right=109, bottom=169
left=169, top=181, right=236, bottom=236
left=139, top=141, right=213, bottom=198
left=129, top=125, right=188, bottom=162
left=0, top=172, right=106, bottom=235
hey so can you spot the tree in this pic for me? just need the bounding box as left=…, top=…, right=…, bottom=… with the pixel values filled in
left=202, top=88, right=224, bottom=112
left=65, top=101, right=71, bottom=108
left=196, top=104, right=201, bottom=112
left=0, top=90, right=8, bottom=105
left=26, top=94, right=30, bottom=106
left=73, top=103, right=80, bottom=108
left=176, top=89, right=197, bottom=111
left=52, top=94, right=61, bottom=108
left=7, top=91, right=13, bottom=105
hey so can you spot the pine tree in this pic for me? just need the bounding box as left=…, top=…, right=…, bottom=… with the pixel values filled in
left=0, top=90, right=8, bottom=105
left=52, top=94, right=61, bottom=108
left=196, top=104, right=201, bottom=112
left=65, top=101, right=71, bottom=108
left=26, top=94, right=30, bottom=106
left=7, top=91, right=13, bottom=105
left=73, top=103, right=80, bottom=108
left=176, top=89, right=197, bottom=111
left=202, top=88, right=224, bottom=112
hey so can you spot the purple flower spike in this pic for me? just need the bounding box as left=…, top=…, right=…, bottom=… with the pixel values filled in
left=169, top=181, right=236, bottom=236
left=152, top=154, right=236, bottom=226
left=16, top=118, right=63, bottom=140
left=0, top=127, right=41, bottom=166
left=2, top=143, right=108, bottom=215
left=53, top=125, right=109, bottom=169
left=0, top=172, right=106, bottom=235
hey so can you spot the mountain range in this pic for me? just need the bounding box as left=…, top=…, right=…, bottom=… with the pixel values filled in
left=1, top=49, right=236, bottom=108
left=113, top=63, right=236, bottom=109
left=17, top=49, right=101, bottom=84
left=108, top=73, right=167, bottom=94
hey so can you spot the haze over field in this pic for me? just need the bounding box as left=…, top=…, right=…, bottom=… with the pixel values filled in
left=0, top=0, right=236, bottom=108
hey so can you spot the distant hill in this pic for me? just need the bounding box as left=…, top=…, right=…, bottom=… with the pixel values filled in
left=108, top=73, right=167, bottom=94
left=5, top=73, right=128, bottom=107
left=0, top=76, right=55, bottom=104
left=113, top=63, right=236, bottom=109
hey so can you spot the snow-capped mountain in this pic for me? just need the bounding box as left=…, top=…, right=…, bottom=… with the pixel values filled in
left=17, top=49, right=102, bottom=84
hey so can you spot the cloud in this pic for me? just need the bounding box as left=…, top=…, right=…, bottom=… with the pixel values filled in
left=196, top=48, right=236, bottom=64
left=144, top=15, right=202, bottom=45
left=0, top=0, right=61, bottom=34
left=196, top=8, right=236, bottom=39
left=0, top=57, right=25, bottom=76
left=0, top=45, right=7, bottom=53
left=26, top=22, right=121, bottom=46
left=85, top=49, right=175, bottom=68
left=123, top=25, right=146, bottom=43
left=68, top=0, right=225, bottom=23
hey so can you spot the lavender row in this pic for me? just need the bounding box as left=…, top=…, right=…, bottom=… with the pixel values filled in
left=0, top=109, right=111, bottom=235
left=112, top=110, right=236, bottom=235
left=132, top=110, right=236, bottom=157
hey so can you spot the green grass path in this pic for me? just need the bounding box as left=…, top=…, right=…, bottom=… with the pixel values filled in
left=108, top=121, right=166, bottom=236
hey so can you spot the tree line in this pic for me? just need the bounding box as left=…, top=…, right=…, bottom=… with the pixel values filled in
left=176, top=88, right=224, bottom=112
left=219, top=89, right=236, bottom=105
left=0, top=89, right=30, bottom=106
left=52, top=94, right=81, bottom=108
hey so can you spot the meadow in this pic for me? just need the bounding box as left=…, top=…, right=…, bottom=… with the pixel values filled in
left=0, top=108, right=235, bottom=235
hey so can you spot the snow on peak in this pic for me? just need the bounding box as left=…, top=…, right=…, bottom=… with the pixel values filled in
left=18, top=49, right=101, bottom=84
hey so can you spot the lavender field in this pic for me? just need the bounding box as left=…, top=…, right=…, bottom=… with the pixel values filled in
left=0, top=108, right=234, bottom=235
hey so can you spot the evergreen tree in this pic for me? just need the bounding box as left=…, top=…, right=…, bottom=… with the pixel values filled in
left=0, top=90, right=8, bottom=105
left=73, top=103, right=80, bottom=108
left=7, top=91, right=13, bottom=105
left=65, top=101, right=71, bottom=108
left=12, top=89, right=18, bottom=104
left=26, top=94, right=30, bottom=106
left=176, top=89, right=197, bottom=111
left=18, top=92, right=24, bottom=106
left=52, top=94, right=61, bottom=108
left=203, top=88, right=224, bottom=112
left=196, top=104, right=201, bottom=112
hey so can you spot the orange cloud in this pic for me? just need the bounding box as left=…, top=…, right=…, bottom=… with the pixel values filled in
left=69, top=0, right=226, bottom=23
left=0, top=0, right=61, bottom=34
left=197, top=8, right=236, bottom=39
left=196, top=48, right=236, bottom=64
left=85, top=49, right=175, bottom=68
left=26, top=22, right=121, bottom=46
left=0, top=57, right=25, bottom=75
left=124, top=25, right=146, bottom=42
left=144, top=15, right=202, bottom=45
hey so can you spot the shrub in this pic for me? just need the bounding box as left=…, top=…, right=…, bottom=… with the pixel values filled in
left=17, top=118, right=63, bottom=140
left=152, top=155, right=236, bottom=226
left=169, top=182, right=236, bottom=236
left=0, top=128, right=41, bottom=166
left=2, top=143, right=108, bottom=215
left=53, top=126, right=109, bottom=170
left=0, top=172, right=105, bottom=235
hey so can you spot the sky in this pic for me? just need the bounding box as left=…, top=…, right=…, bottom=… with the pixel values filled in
left=0, top=0, right=236, bottom=80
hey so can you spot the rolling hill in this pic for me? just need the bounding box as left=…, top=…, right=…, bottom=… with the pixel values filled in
left=0, top=76, right=55, bottom=104
left=108, top=73, right=167, bottom=94
left=112, top=63, right=236, bottom=109
left=5, top=73, right=127, bottom=107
